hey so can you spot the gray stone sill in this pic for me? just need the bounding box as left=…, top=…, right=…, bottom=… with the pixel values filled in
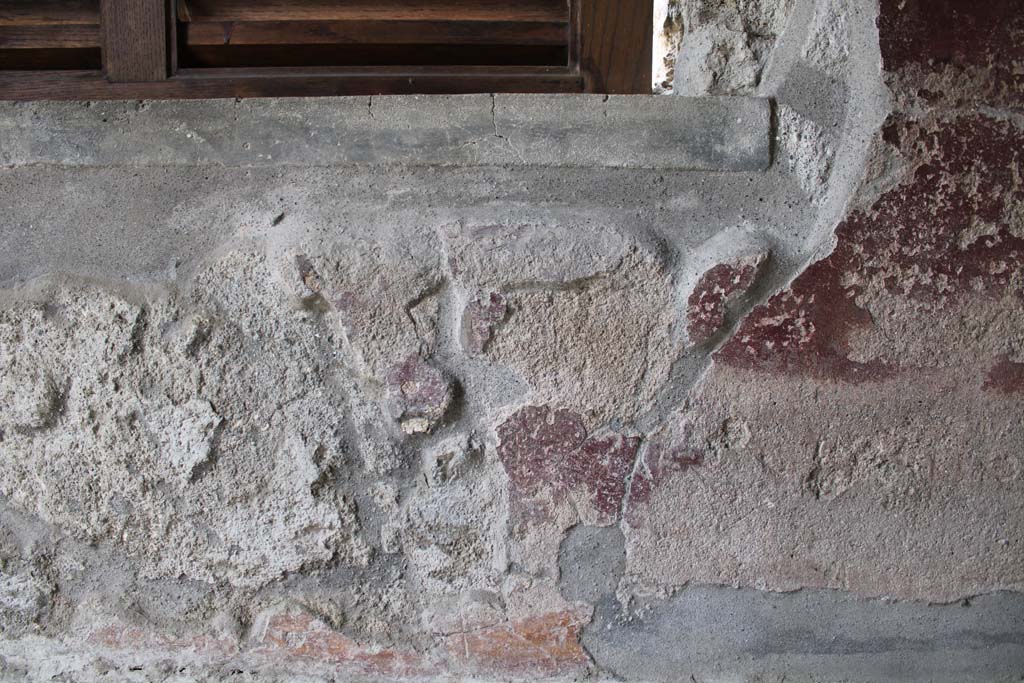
left=0, top=94, right=770, bottom=172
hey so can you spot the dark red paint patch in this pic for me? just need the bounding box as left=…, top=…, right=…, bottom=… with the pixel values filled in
left=385, top=354, right=453, bottom=432
left=878, top=0, right=1024, bottom=107
left=687, top=261, right=762, bottom=346
left=496, top=406, right=639, bottom=523
left=879, top=0, right=1024, bottom=72
left=719, top=115, right=1024, bottom=382
left=984, top=356, right=1024, bottom=394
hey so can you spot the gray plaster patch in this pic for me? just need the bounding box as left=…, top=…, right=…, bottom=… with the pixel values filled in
left=584, top=586, right=1024, bottom=682
left=557, top=525, right=626, bottom=606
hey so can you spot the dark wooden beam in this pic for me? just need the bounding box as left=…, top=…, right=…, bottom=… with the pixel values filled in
left=181, top=20, right=569, bottom=47
left=177, top=0, right=569, bottom=23
left=0, top=66, right=584, bottom=100
left=579, top=0, right=652, bottom=94
left=0, top=0, right=99, bottom=26
left=101, top=0, right=167, bottom=81
left=0, top=25, right=101, bottom=50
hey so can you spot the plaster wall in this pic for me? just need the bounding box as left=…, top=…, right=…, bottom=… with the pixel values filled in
left=0, top=0, right=1022, bottom=681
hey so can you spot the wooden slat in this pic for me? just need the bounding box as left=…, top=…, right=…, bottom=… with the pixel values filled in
left=0, top=47, right=100, bottom=69
left=177, top=0, right=569, bottom=23
left=0, top=65, right=583, bottom=99
left=101, top=0, right=166, bottom=81
left=0, top=25, right=100, bottom=49
left=567, top=0, right=581, bottom=71
left=0, top=0, right=99, bottom=25
left=579, top=0, right=651, bottom=94
left=181, top=43, right=567, bottom=68
left=182, top=20, right=568, bottom=47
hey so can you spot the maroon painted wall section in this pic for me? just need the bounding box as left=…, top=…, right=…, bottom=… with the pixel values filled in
left=719, top=1, right=1024, bottom=391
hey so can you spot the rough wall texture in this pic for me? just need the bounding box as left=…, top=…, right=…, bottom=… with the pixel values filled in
left=0, top=1, right=1023, bottom=681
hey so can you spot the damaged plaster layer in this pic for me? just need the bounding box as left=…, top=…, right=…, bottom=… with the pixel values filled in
left=0, top=254, right=372, bottom=590
left=624, top=365, right=1024, bottom=601
left=0, top=95, right=771, bottom=172
left=1, top=0, right=1023, bottom=680
left=876, top=0, right=1024, bottom=112
left=777, top=104, right=835, bottom=203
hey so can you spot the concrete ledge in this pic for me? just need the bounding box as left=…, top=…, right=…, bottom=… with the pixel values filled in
left=0, top=94, right=770, bottom=172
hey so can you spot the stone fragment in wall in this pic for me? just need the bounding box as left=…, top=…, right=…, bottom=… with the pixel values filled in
left=777, top=105, right=835, bottom=203
left=496, top=405, right=640, bottom=526
left=686, top=251, right=769, bottom=346
left=0, top=562, right=52, bottom=637
left=175, top=314, right=213, bottom=358
left=280, top=244, right=442, bottom=382
left=673, top=25, right=761, bottom=96
left=0, top=364, right=62, bottom=432
left=653, top=0, right=685, bottom=92
left=292, top=253, right=327, bottom=307
left=802, top=0, right=850, bottom=76
left=445, top=224, right=676, bottom=424
left=385, top=446, right=504, bottom=595
left=142, top=398, right=221, bottom=483
left=349, top=390, right=406, bottom=475
left=460, top=290, right=507, bottom=355
left=144, top=401, right=374, bottom=587
left=670, top=0, right=794, bottom=96
left=385, top=354, right=453, bottom=435
left=421, top=434, right=482, bottom=486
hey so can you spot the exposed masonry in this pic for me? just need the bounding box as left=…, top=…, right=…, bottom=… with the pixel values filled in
left=1, top=0, right=1023, bottom=681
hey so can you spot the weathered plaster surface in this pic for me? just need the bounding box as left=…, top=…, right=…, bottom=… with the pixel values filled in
left=0, top=0, right=1022, bottom=680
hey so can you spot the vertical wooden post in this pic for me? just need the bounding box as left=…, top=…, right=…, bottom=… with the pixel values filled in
left=101, top=0, right=168, bottom=82
left=579, top=0, right=652, bottom=94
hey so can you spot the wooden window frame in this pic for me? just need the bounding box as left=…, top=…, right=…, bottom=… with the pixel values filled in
left=0, top=0, right=651, bottom=100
